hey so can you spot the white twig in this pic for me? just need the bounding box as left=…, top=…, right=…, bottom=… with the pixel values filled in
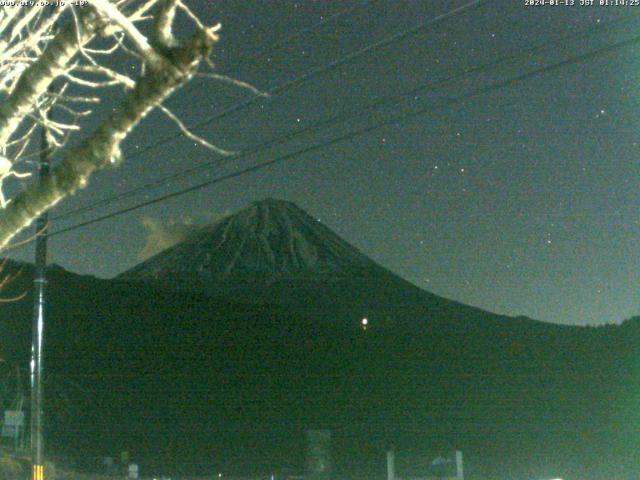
left=84, top=38, right=122, bottom=55
left=64, top=72, right=122, bottom=88
left=197, top=72, right=269, bottom=98
left=158, top=104, right=235, bottom=156
left=12, top=132, right=32, bottom=161
left=86, top=0, right=162, bottom=67
left=5, top=122, right=37, bottom=148
left=0, top=154, right=31, bottom=208
left=54, top=102, right=93, bottom=118
left=40, top=118, right=81, bottom=132
left=129, top=0, right=160, bottom=22
left=76, top=64, right=136, bottom=89
left=10, top=5, right=44, bottom=42
left=70, top=4, right=101, bottom=68
left=176, top=0, right=206, bottom=30
left=154, top=0, right=178, bottom=47
left=50, top=93, right=100, bottom=104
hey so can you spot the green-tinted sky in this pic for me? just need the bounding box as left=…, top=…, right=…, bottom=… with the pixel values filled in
left=11, top=0, right=640, bottom=326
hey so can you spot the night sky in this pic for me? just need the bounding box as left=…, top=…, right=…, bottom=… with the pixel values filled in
left=9, top=0, right=640, bottom=326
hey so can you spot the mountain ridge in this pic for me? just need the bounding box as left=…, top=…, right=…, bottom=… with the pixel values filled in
left=116, top=199, right=522, bottom=325
left=120, top=198, right=395, bottom=282
left=0, top=200, right=635, bottom=478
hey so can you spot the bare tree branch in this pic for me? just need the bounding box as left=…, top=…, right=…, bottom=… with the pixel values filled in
left=197, top=72, right=269, bottom=98
left=86, top=0, right=163, bottom=67
left=154, top=0, right=179, bottom=47
left=0, top=8, right=98, bottom=146
left=0, top=23, right=220, bottom=248
left=158, top=104, right=234, bottom=156
left=0, top=1, right=247, bottom=249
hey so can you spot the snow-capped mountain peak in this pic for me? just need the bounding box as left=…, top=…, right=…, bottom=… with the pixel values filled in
left=120, top=199, right=382, bottom=282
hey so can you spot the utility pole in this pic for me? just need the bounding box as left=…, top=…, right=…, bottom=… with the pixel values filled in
left=386, top=450, right=395, bottom=480
left=31, top=99, right=52, bottom=480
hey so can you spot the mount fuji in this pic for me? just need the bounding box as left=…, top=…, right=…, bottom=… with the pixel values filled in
left=117, top=198, right=487, bottom=320
left=0, top=199, right=636, bottom=479
left=122, top=198, right=382, bottom=280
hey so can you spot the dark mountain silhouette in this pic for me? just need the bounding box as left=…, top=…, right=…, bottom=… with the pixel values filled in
left=118, top=199, right=508, bottom=320
left=0, top=200, right=637, bottom=479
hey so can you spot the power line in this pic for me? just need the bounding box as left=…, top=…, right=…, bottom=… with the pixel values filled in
left=46, top=32, right=640, bottom=240
left=117, top=0, right=487, bottom=160
left=53, top=13, right=640, bottom=221
left=51, top=1, right=488, bottom=220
